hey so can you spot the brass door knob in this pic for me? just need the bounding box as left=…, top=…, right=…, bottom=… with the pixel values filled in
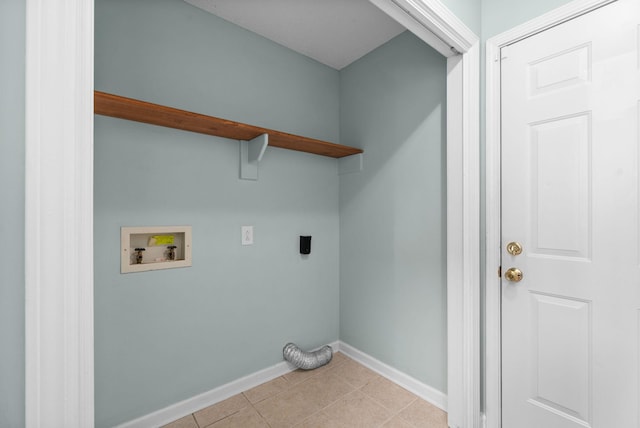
left=506, top=242, right=523, bottom=256
left=504, top=267, right=523, bottom=282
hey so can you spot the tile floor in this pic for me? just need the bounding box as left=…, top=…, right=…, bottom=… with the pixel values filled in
left=162, top=352, right=447, bottom=428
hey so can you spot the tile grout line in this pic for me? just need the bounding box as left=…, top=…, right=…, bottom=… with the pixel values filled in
left=248, top=355, right=351, bottom=403
left=261, top=375, right=357, bottom=426
left=291, top=407, right=325, bottom=428
left=249, top=402, right=273, bottom=428
left=249, top=395, right=273, bottom=426
left=192, top=413, right=201, bottom=428
left=357, top=381, right=420, bottom=424
left=165, top=353, right=439, bottom=428
left=252, top=356, right=357, bottom=427
left=393, top=398, right=422, bottom=428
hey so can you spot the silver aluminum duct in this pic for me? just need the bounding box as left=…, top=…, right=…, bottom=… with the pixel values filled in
left=282, top=343, right=333, bottom=370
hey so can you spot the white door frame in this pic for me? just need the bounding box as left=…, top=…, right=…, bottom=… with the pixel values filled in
left=485, top=1, right=617, bottom=427
left=24, top=0, right=479, bottom=426
left=25, top=0, right=95, bottom=426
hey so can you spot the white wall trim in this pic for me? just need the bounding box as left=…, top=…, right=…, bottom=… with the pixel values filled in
left=117, top=363, right=293, bottom=428
left=119, top=341, right=447, bottom=428
left=394, top=0, right=477, bottom=53
left=446, top=52, right=465, bottom=428
left=489, top=0, right=615, bottom=49
left=339, top=342, right=448, bottom=411
left=484, top=1, right=617, bottom=427
left=369, top=0, right=476, bottom=56
left=457, top=41, right=481, bottom=428
left=484, top=37, right=503, bottom=428
left=369, top=0, right=453, bottom=57
left=116, top=341, right=338, bottom=428
left=25, top=0, right=94, bottom=426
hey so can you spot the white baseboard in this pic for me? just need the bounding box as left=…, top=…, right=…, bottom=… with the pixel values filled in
left=114, top=343, right=324, bottom=428
left=338, top=341, right=448, bottom=412
left=117, top=340, right=447, bottom=427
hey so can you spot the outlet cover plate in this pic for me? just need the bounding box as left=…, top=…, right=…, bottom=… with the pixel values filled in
left=241, top=226, right=254, bottom=245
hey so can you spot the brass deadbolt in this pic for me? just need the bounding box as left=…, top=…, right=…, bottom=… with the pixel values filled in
left=506, top=241, right=523, bottom=256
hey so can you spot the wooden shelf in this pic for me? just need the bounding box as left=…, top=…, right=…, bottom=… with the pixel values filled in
left=94, top=91, right=362, bottom=158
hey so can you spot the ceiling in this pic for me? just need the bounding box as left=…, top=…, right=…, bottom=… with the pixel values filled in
left=183, top=0, right=407, bottom=70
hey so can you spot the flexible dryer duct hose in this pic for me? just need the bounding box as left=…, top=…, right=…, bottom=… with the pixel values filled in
left=282, top=343, right=333, bottom=370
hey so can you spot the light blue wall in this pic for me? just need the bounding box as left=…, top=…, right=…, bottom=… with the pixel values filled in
left=339, top=32, right=448, bottom=392
left=96, top=0, right=339, bottom=143
left=441, top=0, right=481, bottom=35
left=437, top=0, right=576, bottom=42
left=95, top=1, right=340, bottom=426
left=0, top=0, right=25, bottom=427
left=481, top=0, right=575, bottom=39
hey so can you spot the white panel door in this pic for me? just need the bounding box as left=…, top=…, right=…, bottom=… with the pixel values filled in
left=501, top=1, right=640, bottom=427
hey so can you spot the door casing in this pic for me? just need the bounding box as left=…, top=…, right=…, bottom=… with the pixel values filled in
left=24, top=0, right=480, bottom=426
left=485, top=1, right=618, bottom=427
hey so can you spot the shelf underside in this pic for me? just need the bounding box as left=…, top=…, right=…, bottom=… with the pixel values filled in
left=94, top=91, right=362, bottom=158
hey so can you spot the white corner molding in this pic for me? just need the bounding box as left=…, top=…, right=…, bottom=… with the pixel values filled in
left=25, top=0, right=94, bottom=427
left=484, top=1, right=616, bottom=427
left=369, top=0, right=477, bottom=56
left=485, top=34, right=504, bottom=428
left=446, top=44, right=481, bottom=428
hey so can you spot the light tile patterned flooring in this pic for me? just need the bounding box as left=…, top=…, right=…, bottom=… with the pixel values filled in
left=162, top=352, right=447, bottom=428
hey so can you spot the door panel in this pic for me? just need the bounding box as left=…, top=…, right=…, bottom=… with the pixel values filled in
left=530, top=113, right=591, bottom=259
left=530, top=292, right=591, bottom=421
left=529, top=43, right=591, bottom=96
left=501, top=1, right=640, bottom=427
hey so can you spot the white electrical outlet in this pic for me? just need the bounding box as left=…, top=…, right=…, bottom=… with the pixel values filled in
left=241, top=226, right=254, bottom=245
